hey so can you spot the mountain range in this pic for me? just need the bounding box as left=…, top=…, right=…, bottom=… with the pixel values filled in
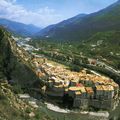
left=36, top=0, right=120, bottom=42
left=0, top=0, right=120, bottom=42
left=0, top=18, right=41, bottom=36
left=0, top=1, right=120, bottom=119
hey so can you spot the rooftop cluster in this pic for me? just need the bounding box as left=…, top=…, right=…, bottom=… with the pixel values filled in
left=32, top=56, right=119, bottom=109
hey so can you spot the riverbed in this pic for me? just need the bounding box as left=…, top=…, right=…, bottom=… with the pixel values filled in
left=19, top=93, right=120, bottom=120
left=42, top=102, right=120, bottom=120
left=44, top=102, right=110, bottom=120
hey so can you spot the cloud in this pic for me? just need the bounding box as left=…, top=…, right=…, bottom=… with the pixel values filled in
left=7, top=0, right=16, bottom=3
left=0, top=0, right=63, bottom=27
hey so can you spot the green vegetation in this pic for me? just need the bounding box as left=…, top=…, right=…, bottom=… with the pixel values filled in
left=1, top=0, right=120, bottom=118
left=83, top=31, right=120, bottom=68
left=0, top=27, right=40, bottom=88
left=29, top=31, right=120, bottom=70
left=36, top=0, right=120, bottom=41
left=0, top=27, right=55, bottom=120
left=0, top=79, right=55, bottom=120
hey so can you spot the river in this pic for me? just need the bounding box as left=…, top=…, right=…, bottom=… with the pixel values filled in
left=19, top=94, right=113, bottom=120
left=19, top=85, right=120, bottom=120
left=37, top=101, right=120, bottom=120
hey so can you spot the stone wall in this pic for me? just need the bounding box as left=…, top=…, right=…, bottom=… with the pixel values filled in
left=73, top=97, right=118, bottom=110
left=73, top=98, right=89, bottom=109
left=89, top=99, right=115, bottom=110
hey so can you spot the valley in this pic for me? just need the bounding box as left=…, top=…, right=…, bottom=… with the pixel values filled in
left=12, top=34, right=120, bottom=120
left=0, top=25, right=120, bottom=120
left=0, top=0, right=120, bottom=120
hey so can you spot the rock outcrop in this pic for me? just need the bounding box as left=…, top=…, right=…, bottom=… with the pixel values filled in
left=0, top=27, right=39, bottom=87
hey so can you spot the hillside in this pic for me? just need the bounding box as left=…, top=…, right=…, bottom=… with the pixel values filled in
left=0, top=80, right=35, bottom=120
left=0, top=27, right=39, bottom=87
left=36, top=14, right=87, bottom=38
left=0, top=27, right=56, bottom=120
left=36, top=0, right=120, bottom=41
left=0, top=18, right=41, bottom=37
left=29, top=30, right=120, bottom=70
left=79, top=31, right=120, bottom=68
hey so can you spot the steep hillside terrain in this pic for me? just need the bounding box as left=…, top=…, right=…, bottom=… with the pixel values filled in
left=0, top=27, right=39, bottom=87
left=0, top=80, right=34, bottom=120
left=0, top=18, right=41, bottom=36
left=36, top=0, right=120, bottom=41
left=36, top=14, right=86, bottom=38
left=0, top=27, right=55, bottom=120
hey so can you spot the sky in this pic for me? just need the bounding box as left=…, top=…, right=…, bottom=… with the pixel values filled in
left=0, top=0, right=118, bottom=27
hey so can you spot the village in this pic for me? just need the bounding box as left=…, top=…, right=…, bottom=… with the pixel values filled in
left=11, top=36, right=119, bottom=110
left=32, top=54, right=119, bottom=110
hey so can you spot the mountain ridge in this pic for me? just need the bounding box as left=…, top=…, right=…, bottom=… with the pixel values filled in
left=36, top=0, right=120, bottom=41
left=0, top=27, right=39, bottom=86
left=0, top=18, right=41, bottom=37
left=36, top=13, right=87, bottom=38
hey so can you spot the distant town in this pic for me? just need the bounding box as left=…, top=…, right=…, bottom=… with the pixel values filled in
left=32, top=54, right=119, bottom=110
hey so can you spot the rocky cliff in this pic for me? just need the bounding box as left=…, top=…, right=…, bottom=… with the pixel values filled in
left=0, top=27, right=39, bottom=87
